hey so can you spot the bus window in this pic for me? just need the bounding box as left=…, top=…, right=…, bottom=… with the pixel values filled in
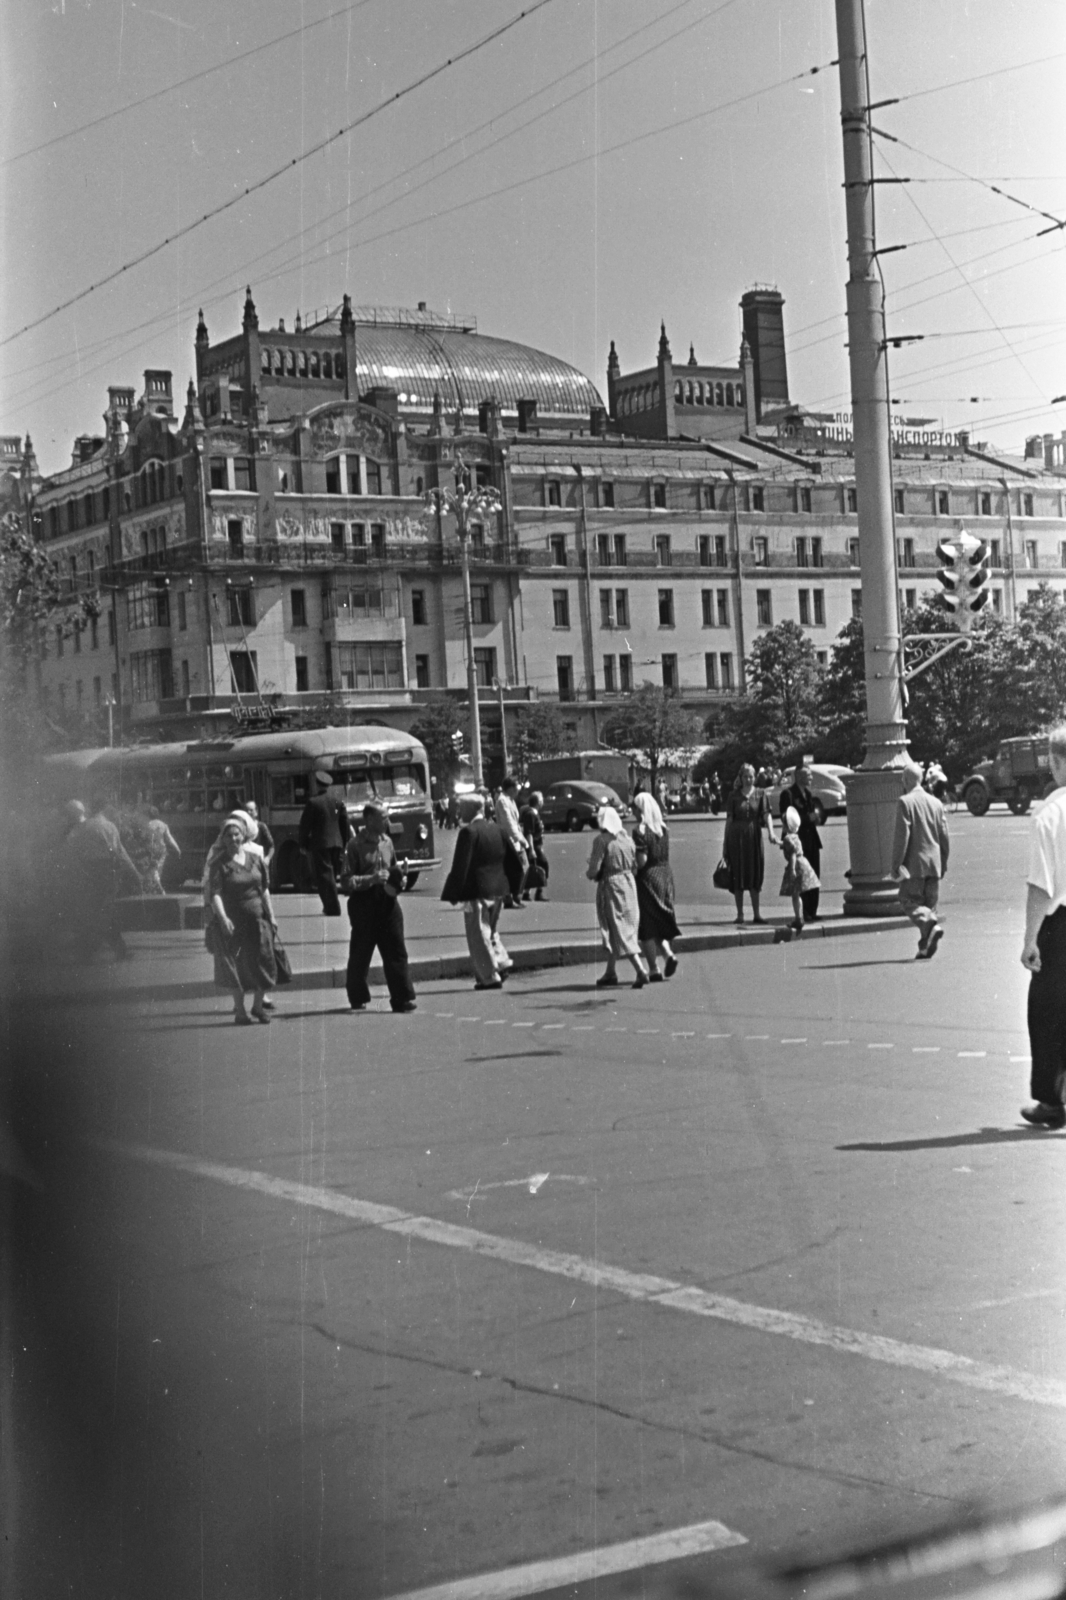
left=226, top=787, right=244, bottom=810
left=293, top=775, right=310, bottom=804
left=366, top=763, right=426, bottom=797
left=188, top=791, right=206, bottom=813
left=271, top=776, right=295, bottom=807
left=207, top=788, right=227, bottom=813
left=338, top=775, right=374, bottom=804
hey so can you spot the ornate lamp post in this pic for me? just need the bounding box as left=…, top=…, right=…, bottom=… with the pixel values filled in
left=424, top=456, right=501, bottom=788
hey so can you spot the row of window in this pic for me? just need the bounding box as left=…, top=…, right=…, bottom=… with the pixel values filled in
left=615, top=379, right=744, bottom=416
left=260, top=345, right=344, bottom=381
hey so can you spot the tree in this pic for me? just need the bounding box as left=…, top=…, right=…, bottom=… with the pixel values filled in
left=816, top=617, right=867, bottom=766
left=711, top=622, right=822, bottom=777
left=409, top=697, right=464, bottom=786
left=509, top=702, right=571, bottom=776
left=601, top=684, right=703, bottom=788
left=0, top=510, right=100, bottom=755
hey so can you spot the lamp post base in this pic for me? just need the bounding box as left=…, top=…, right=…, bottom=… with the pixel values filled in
left=842, top=767, right=910, bottom=917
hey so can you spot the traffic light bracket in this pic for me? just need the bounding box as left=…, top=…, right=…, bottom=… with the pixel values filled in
left=902, top=631, right=973, bottom=683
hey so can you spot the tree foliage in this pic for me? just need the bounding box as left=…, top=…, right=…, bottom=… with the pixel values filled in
left=509, top=702, right=572, bottom=776
left=710, top=621, right=822, bottom=778
left=409, top=697, right=464, bottom=784
left=601, top=684, right=703, bottom=785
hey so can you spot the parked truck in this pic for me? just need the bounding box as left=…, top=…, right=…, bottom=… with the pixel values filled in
left=961, top=736, right=1052, bottom=816
left=525, top=751, right=631, bottom=795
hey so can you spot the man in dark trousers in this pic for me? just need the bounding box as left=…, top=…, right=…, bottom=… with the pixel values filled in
left=519, top=789, right=549, bottom=902
left=341, top=803, right=416, bottom=1012
left=298, top=768, right=351, bottom=916
left=1020, top=726, right=1066, bottom=1127
left=891, top=761, right=950, bottom=958
left=778, top=762, right=823, bottom=921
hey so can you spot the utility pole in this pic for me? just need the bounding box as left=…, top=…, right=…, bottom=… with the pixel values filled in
left=836, top=0, right=911, bottom=915
left=494, top=676, right=509, bottom=774
left=457, top=527, right=483, bottom=787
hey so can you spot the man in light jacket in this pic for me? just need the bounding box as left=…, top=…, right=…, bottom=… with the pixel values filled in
left=892, top=762, right=950, bottom=958
left=495, top=775, right=529, bottom=909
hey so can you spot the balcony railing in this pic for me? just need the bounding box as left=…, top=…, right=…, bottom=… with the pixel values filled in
left=100, top=539, right=528, bottom=581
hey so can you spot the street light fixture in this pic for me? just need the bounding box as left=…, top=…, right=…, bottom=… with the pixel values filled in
left=423, top=454, right=502, bottom=788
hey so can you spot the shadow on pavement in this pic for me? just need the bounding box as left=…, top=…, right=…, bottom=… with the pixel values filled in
left=803, top=958, right=918, bottom=970
left=837, top=1127, right=1063, bottom=1152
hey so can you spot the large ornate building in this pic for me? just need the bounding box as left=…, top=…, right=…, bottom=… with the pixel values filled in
left=24, top=287, right=1066, bottom=758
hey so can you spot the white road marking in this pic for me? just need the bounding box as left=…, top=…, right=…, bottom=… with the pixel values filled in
left=706, top=1033, right=732, bottom=1039
left=446, top=1174, right=593, bottom=1201
left=637, top=1029, right=660, bottom=1035
left=435, top=1013, right=454, bottom=1019
left=482, top=1021, right=506, bottom=1027
left=384, top=1518, right=747, bottom=1600
left=958, top=1051, right=987, bottom=1059
left=913, top=1047, right=940, bottom=1054
left=571, top=1026, right=594, bottom=1031
left=542, top=1024, right=565, bottom=1031
left=458, top=1017, right=480, bottom=1023
left=672, top=1031, right=695, bottom=1039
left=512, top=1022, right=534, bottom=1028
left=781, top=1038, right=807, bottom=1045
left=744, top=1035, right=769, bottom=1041
left=1010, top=1055, right=1032, bottom=1063
left=822, top=1039, right=850, bottom=1045
left=868, top=1043, right=894, bottom=1050
left=109, top=1142, right=1066, bottom=1413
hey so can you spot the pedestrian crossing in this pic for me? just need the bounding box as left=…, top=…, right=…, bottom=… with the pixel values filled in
left=426, top=1011, right=1028, bottom=1061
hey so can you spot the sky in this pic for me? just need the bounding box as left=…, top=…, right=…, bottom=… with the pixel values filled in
left=2, top=0, right=1065, bottom=476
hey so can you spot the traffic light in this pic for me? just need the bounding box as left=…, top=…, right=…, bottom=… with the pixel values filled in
left=451, top=729, right=464, bottom=751
left=935, top=531, right=990, bottom=632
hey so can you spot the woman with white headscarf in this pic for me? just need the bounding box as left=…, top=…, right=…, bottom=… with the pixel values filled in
left=632, top=792, right=681, bottom=980
left=586, top=806, right=649, bottom=988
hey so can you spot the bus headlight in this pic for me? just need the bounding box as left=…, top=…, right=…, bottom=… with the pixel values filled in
left=417, top=824, right=429, bottom=841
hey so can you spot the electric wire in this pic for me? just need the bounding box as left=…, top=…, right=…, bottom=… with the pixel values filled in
left=0, top=0, right=559, bottom=350
left=2, top=0, right=379, bottom=167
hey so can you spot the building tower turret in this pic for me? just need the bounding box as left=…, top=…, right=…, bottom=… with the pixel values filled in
left=656, top=321, right=676, bottom=440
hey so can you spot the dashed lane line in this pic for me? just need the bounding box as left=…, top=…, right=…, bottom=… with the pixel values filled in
left=385, top=1518, right=747, bottom=1600
left=868, top=1043, right=895, bottom=1051
left=108, top=1141, right=1066, bottom=1415
left=958, top=1051, right=987, bottom=1059
left=913, top=1047, right=940, bottom=1054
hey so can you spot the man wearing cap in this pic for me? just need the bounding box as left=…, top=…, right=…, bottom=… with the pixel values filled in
left=1020, top=725, right=1066, bottom=1128
left=891, top=760, right=950, bottom=958
left=340, top=803, right=416, bottom=1012
left=298, top=769, right=351, bottom=916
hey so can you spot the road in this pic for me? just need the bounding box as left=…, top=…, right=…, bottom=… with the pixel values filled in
left=7, top=808, right=1065, bottom=1600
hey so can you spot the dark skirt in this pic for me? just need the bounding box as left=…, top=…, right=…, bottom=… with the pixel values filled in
left=213, top=909, right=277, bottom=993
left=724, top=819, right=765, bottom=892
left=634, top=830, right=680, bottom=942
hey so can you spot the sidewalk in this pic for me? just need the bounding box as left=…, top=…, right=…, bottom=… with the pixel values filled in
left=18, top=891, right=908, bottom=1006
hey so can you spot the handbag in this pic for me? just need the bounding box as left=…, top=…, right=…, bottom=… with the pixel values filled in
left=712, top=857, right=734, bottom=893
left=271, top=927, right=293, bottom=985
left=204, top=910, right=229, bottom=956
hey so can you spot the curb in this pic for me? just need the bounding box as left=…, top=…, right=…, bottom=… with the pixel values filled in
left=33, top=914, right=907, bottom=1006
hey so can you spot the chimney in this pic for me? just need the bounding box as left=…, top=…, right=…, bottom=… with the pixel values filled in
left=589, top=406, right=608, bottom=437
left=740, top=287, right=789, bottom=418
left=143, top=370, right=174, bottom=416
left=478, top=396, right=501, bottom=438
left=517, top=398, right=538, bottom=433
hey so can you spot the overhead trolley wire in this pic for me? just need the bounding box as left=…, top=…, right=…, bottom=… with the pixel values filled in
left=2, top=0, right=379, bottom=168
left=0, top=0, right=559, bottom=351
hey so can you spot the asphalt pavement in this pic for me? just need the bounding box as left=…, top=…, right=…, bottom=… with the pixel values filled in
left=7, top=807, right=1064, bottom=1600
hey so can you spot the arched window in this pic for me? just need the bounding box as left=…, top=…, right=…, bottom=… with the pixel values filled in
left=322, top=352, right=333, bottom=379
left=310, top=352, right=321, bottom=378
left=696, top=382, right=704, bottom=404
left=298, top=350, right=308, bottom=377
left=674, top=380, right=683, bottom=401
left=725, top=383, right=734, bottom=407
left=736, top=384, right=744, bottom=408
left=715, top=383, right=724, bottom=406
left=261, top=348, right=272, bottom=373
left=335, top=353, right=345, bottom=379
left=685, top=381, right=694, bottom=404
left=274, top=349, right=284, bottom=375
left=286, top=349, right=296, bottom=376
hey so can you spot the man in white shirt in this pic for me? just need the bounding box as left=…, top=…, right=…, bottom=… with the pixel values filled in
left=495, top=776, right=528, bottom=910
left=1020, top=726, right=1066, bottom=1128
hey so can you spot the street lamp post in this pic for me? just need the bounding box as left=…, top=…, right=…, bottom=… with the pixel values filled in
left=423, top=456, right=502, bottom=791
left=836, top=0, right=911, bottom=915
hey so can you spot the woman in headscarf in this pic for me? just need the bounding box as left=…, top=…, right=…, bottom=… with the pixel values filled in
left=631, top=792, right=681, bottom=980
left=586, top=806, right=649, bottom=989
left=723, top=763, right=776, bottom=924
left=206, top=816, right=278, bottom=1023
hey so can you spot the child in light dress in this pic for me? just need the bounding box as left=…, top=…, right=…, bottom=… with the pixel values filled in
left=779, top=806, right=820, bottom=933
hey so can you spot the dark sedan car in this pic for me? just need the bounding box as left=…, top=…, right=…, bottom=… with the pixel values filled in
left=539, top=780, right=627, bottom=831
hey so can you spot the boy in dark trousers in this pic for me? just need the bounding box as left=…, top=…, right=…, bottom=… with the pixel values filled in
left=341, top=803, right=416, bottom=1012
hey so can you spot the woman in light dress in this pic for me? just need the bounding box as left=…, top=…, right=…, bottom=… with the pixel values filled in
left=631, top=792, right=681, bottom=980
left=586, top=806, right=650, bottom=990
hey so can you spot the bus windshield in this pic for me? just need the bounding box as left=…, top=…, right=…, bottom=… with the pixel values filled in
left=333, top=763, right=426, bottom=802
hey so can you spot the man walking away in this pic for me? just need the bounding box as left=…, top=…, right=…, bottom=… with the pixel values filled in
left=892, top=761, right=949, bottom=958
left=441, top=794, right=513, bottom=990
left=1020, top=726, right=1066, bottom=1128
left=63, top=799, right=143, bottom=960
left=519, top=790, right=549, bottom=902
left=495, top=775, right=529, bottom=909
left=341, top=803, right=416, bottom=1012
left=298, top=769, right=351, bottom=916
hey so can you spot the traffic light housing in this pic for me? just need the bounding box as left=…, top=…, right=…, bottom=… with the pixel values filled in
left=935, top=532, right=990, bottom=632
left=451, top=729, right=465, bottom=751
